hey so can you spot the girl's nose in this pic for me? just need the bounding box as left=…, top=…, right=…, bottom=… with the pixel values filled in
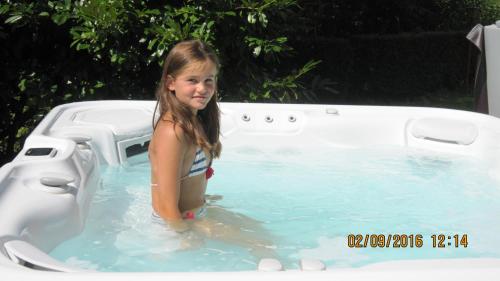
left=197, top=82, right=208, bottom=93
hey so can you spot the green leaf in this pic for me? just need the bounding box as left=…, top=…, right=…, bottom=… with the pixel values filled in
left=39, top=12, right=50, bottom=17
left=253, top=46, right=262, bottom=57
left=76, top=43, right=89, bottom=50
left=16, top=127, right=29, bottom=138
left=51, top=13, right=69, bottom=25
left=146, top=9, right=161, bottom=16
left=156, top=48, right=165, bottom=57
left=263, top=90, right=271, bottom=99
left=0, top=4, right=10, bottom=15
left=5, top=15, right=22, bottom=24
left=276, top=37, right=287, bottom=43
left=147, top=38, right=158, bottom=50
left=95, top=81, right=104, bottom=88
left=258, top=12, right=268, bottom=27
left=247, top=13, right=256, bottom=24
left=18, top=79, right=27, bottom=92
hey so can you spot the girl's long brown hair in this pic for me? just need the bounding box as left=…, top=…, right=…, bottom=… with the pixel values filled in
left=153, top=40, right=222, bottom=160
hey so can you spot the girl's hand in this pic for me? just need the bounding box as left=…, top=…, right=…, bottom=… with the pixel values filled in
left=168, top=219, right=190, bottom=233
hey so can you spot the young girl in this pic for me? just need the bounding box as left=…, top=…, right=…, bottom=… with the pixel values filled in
left=149, top=40, right=221, bottom=232
left=149, top=40, right=276, bottom=258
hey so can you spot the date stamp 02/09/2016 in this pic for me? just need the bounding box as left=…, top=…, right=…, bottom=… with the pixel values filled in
left=347, top=234, right=468, bottom=249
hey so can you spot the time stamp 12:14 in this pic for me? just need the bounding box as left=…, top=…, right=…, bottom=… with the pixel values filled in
left=347, top=234, right=469, bottom=248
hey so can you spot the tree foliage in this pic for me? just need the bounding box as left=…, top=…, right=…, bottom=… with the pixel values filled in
left=0, top=0, right=321, bottom=164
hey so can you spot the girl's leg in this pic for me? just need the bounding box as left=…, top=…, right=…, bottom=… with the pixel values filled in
left=190, top=205, right=278, bottom=259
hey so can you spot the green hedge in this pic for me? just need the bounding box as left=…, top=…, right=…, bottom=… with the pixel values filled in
left=0, top=0, right=318, bottom=164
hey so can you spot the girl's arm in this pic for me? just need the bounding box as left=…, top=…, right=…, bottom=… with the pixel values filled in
left=154, top=121, right=188, bottom=232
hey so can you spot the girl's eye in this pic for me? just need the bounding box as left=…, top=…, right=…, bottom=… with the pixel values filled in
left=205, top=78, right=215, bottom=84
left=188, top=79, right=198, bottom=83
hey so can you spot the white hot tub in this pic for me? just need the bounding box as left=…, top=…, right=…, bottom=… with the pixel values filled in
left=1, top=100, right=500, bottom=280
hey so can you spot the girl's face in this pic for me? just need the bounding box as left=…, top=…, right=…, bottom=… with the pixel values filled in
left=167, top=61, right=217, bottom=114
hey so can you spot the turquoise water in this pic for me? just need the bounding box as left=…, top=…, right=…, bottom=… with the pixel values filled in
left=50, top=145, right=500, bottom=271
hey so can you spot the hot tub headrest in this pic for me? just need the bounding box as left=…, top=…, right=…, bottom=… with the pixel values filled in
left=411, top=118, right=478, bottom=145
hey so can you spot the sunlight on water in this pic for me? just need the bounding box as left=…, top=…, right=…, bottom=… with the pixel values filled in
left=50, top=145, right=500, bottom=271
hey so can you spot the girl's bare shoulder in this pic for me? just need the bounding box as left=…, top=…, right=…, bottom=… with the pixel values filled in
left=152, top=117, right=188, bottom=152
